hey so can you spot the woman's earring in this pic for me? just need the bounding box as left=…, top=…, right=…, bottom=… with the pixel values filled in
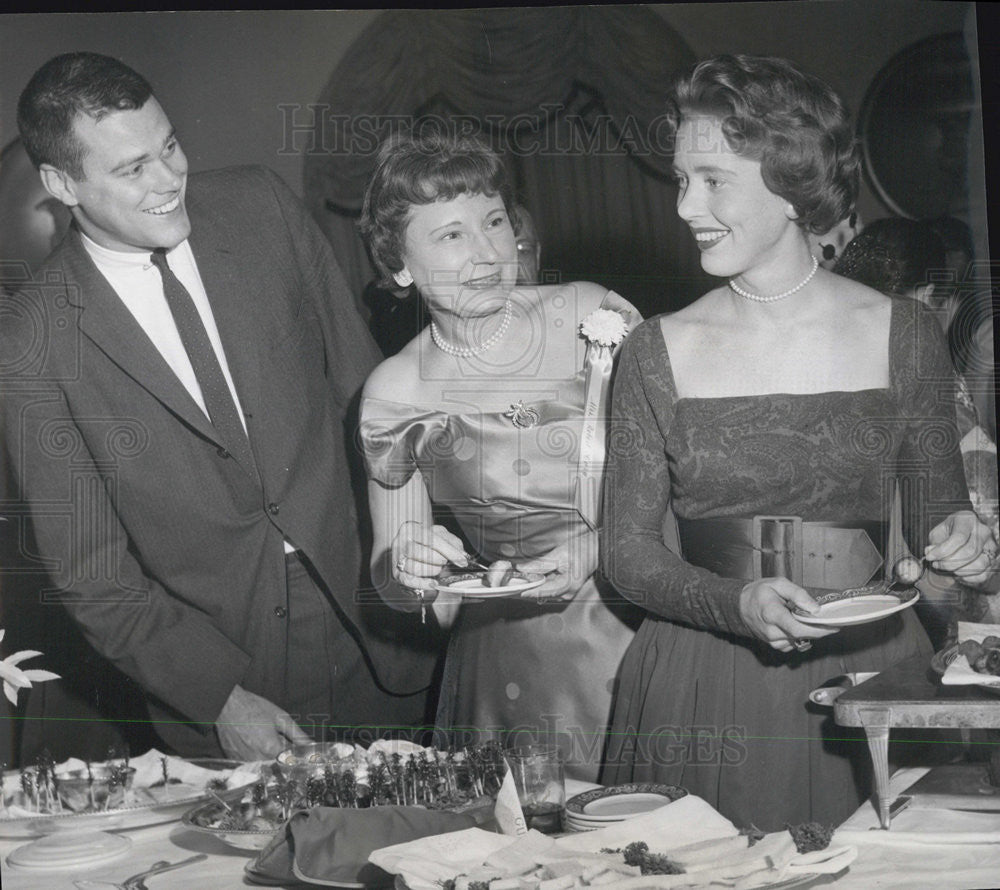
left=394, top=269, right=414, bottom=288
left=785, top=204, right=799, bottom=220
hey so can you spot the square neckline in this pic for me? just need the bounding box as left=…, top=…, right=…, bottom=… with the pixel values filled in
left=656, top=297, right=898, bottom=403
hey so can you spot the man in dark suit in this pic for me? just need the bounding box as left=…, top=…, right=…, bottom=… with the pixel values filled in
left=1, top=52, right=437, bottom=760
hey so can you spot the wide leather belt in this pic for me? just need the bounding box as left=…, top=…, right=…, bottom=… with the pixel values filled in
left=677, top=516, right=887, bottom=591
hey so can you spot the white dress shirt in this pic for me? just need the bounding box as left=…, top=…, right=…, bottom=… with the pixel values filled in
left=82, top=233, right=296, bottom=553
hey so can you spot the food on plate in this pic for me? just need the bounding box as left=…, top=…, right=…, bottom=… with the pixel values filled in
left=1, top=749, right=243, bottom=818
left=486, top=560, right=515, bottom=588
left=440, top=854, right=647, bottom=890
left=193, top=741, right=506, bottom=834
left=441, top=567, right=529, bottom=590
left=276, top=741, right=355, bottom=770
left=745, top=821, right=832, bottom=854
left=149, top=755, right=189, bottom=789
left=600, top=841, right=684, bottom=875
left=955, top=636, right=1000, bottom=676
left=785, top=821, right=834, bottom=854
left=7, top=750, right=135, bottom=815
left=429, top=823, right=839, bottom=890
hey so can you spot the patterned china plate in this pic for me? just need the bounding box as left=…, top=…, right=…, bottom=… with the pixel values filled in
left=433, top=572, right=545, bottom=599
left=793, top=590, right=919, bottom=627
left=564, top=783, right=688, bottom=821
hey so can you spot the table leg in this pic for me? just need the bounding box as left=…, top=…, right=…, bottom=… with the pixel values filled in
left=859, top=707, right=893, bottom=829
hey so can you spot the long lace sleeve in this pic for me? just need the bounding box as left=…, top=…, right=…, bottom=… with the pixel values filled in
left=600, top=321, right=752, bottom=637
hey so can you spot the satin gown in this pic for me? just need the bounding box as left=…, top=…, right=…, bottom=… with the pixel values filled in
left=601, top=297, right=973, bottom=828
left=360, top=293, right=642, bottom=782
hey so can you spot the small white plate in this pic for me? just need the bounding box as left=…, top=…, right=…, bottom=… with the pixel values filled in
left=7, top=829, right=131, bottom=871
left=794, top=591, right=919, bottom=627
left=433, top=572, right=545, bottom=599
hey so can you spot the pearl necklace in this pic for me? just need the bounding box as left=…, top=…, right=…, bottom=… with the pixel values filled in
left=729, top=255, right=819, bottom=304
left=430, top=297, right=513, bottom=357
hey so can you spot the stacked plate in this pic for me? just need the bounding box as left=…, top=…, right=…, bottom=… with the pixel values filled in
left=563, top=783, right=688, bottom=832
left=7, top=829, right=131, bottom=871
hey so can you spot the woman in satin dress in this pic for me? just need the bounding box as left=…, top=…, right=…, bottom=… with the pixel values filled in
left=600, top=55, right=997, bottom=828
left=357, top=130, right=642, bottom=781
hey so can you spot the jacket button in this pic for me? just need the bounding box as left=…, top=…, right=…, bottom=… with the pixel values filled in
left=268, top=503, right=280, bottom=515
left=273, top=606, right=287, bottom=618
left=217, top=447, right=230, bottom=459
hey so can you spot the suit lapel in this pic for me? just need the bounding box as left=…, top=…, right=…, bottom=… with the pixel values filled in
left=65, top=230, right=220, bottom=445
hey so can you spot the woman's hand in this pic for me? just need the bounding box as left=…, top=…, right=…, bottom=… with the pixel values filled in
left=391, top=522, right=468, bottom=596
left=925, top=510, right=998, bottom=587
left=514, top=528, right=599, bottom=601
left=738, top=577, right=839, bottom=653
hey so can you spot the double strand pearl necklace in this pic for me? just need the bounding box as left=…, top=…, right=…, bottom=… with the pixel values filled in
left=729, top=255, right=819, bottom=304
left=430, top=297, right=513, bottom=357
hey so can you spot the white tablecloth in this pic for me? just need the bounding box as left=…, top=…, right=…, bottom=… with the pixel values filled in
left=2, top=771, right=999, bottom=889
left=0, top=820, right=256, bottom=889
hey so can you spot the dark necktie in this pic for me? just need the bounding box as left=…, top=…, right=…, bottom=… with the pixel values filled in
left=149, top=249, right=256, bottom=475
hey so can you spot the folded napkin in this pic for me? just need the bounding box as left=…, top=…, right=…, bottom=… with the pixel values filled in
left=939, top=622, right=1000, bottom=686
left=247, top=806, right=481, bottom=887
left=371, top=793, right=857, bottom=890
left=127, top=748, right=263, bottom=790
left=837, top=799, right=1000, bottom=846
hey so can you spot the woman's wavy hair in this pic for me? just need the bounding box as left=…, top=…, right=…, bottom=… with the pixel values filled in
left=358, top=128, right=517, bottom=288
left=667, top=55, right=860, bottom=234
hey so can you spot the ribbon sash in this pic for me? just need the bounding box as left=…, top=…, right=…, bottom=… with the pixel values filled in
left=574, top=343, right=615, bottom=529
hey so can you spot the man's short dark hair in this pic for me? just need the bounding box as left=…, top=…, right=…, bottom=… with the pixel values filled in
left=18, top=52, right=153, bottom=179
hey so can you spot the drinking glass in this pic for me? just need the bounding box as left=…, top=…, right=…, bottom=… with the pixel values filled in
left=506, top=745, right=565, bottom=834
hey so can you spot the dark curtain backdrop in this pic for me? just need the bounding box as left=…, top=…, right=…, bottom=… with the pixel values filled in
left=302, top=7, right=710, bottom=319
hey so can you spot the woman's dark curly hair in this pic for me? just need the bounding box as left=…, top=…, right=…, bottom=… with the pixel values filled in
left=667, top=55, right=860, bottom=234
left=358, top=128, right=517, bottom=288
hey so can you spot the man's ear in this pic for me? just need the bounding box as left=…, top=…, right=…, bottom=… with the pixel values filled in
left=38, top=164, right=79, bottom=207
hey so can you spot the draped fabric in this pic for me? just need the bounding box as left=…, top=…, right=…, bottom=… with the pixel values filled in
left=303, top=7, right=708, bottom=317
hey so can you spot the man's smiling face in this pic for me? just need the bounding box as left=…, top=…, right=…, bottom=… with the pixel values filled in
left=59, top=97, right=190, bottom=253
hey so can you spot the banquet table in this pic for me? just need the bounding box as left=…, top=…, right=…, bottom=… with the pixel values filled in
left=834, top=652, right=1000, bottom=828
left=3, top=768, right=1000, bottom=890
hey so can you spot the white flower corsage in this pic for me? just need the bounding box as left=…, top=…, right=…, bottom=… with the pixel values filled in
left=579, top=308, right=628, bottom=348
left=0, top=629, right=59, bottom=706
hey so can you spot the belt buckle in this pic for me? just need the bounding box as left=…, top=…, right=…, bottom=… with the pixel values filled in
left=751, top=515, right=803, bottom=584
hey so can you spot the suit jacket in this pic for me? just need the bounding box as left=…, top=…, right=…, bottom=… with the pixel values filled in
left=1, top=166, right=436, bottom=750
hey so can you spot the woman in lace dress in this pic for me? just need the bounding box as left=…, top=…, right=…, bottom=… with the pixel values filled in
left=357, top=131, right=642, bottom=781
left=600, top=55, right=997, bottom=828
